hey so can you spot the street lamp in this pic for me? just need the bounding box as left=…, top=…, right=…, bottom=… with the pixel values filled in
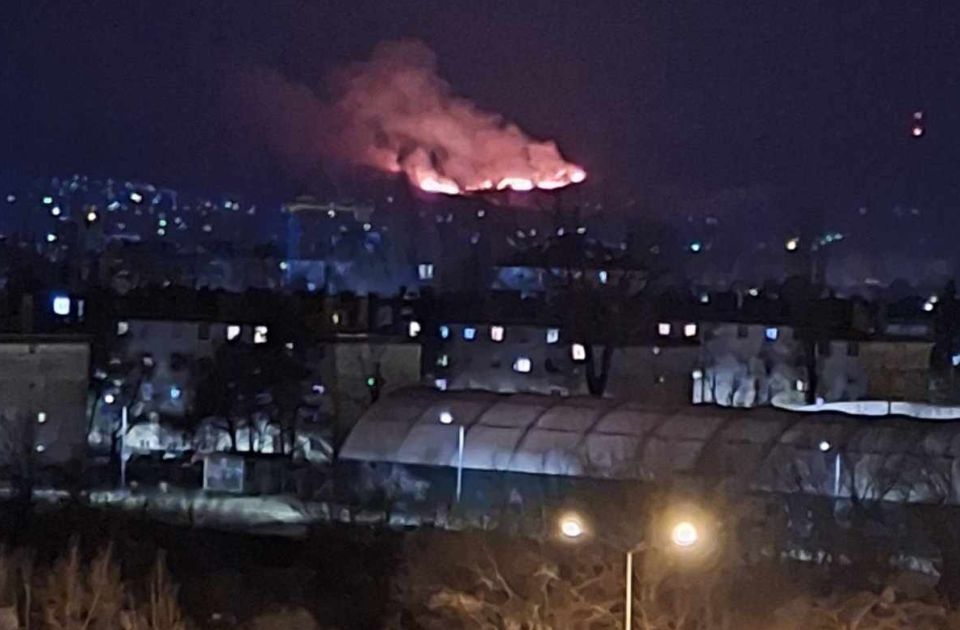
left=558, top=508, right=710, bottom=630
left=439, top=411, right=465, bottom=503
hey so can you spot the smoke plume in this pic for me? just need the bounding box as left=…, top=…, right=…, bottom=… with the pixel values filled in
left=237, top=40, right=585, bottom=195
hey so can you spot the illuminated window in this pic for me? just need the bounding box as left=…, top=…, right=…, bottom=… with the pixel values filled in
left=42, top=196, right=53, bottom=205
left=657, top=323, right=671, bottom=337
left=571, top=343, right=587, bottom=361
left=765, top=327, right=779, bottom=341
left=52, top=295, right=71, bottom=316
left=51, top=206, right=61, bottom=217
left=546, top=328, right=560, bottom=344
left=439, top=411, right=454, bottom=425
left=440, top=325, right=450, bottom=339
left=785, top=237, right=799, bottom=252
left=35, top=444, right=45, bottom=453
left=796, top=380, right=807, bottom=392
left=434, top=378, right=448, bottom=391
left=437, top=354, right=449, bottom=367
left=490, top=326, right=504, bottom=342
left=104, top=393, right=116, bottom=405
left=332, top=312, right=341, bottom=326
left=418, top=263, right=434, bottom=281
left=129, top=191, right=143, bottom=203
left=513, top=357, right=532, bottom=373
left=408, top=321, right=421, bottom=338
left=226, top=325, right=241, bottom=341
left=683, top=323, right=698, bottom=338
left=170, top=386, right=182, bottom=400
left=36, top=412, right=47, bottom=424
left=463, top=327, right=477, bottom=341
left=116, top=321, right=129, bottom=336
left=598, top=270, right=609, bottom=284
left=254, top=325, right=268, bottom=344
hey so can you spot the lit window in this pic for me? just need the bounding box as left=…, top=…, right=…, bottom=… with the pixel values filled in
left=86, top=210, right=98, bottom=223
left=142, top=355, right=155, bottom=368
left=490, top=326, right=504, bottom=342
left=408, top=321, right=421, bottom=338
left=5, top=194, right=15, bottom=204
left=652, top=346, right=661, bottom=355
left=226, top=325, right=241, bottom=341
left=598, top=270, right=608, bottom=284
left=657, top=323, right=671, bottom=337
left=952, top=354, right=960, bottom=368
left=692, top=369, right=704, bottom=379
left=924, top=301, right=935, bottom=313
left=796, top=380, right=807, bottom=392
left=362, top=222, right=372, bottom=232
left=571, top=343, right=587, bottom=361
left=418, top=263, right=434, bottom=281
left=513, top=357, right=532, bottom=373
left=285, top=342, right=294, bottom=351
left=435, top=378, right=448, bottom=391
left=689, top=241, right=702, bottom=253
left=46, top=233, right=57, bottom=243
left=312, top=384, right=325, bottom=395
left=52, top=295, right=71, bottom=316
left=439, top=411, right=454, bottom=425
left=437, top=354, right=449, bottom=367
left=818, top=440, right=831, bottom=452
left=129, top=192, right=143, bottom=203
left=785, top=237, right=799, bottom=252
left=51, top=206, right=61, bottom=217
left=440, top=325, right=450, bottom=339
left=36, top=412, right=46, bottom=424
left=748, top=287, right=760, bottom=297
left=254, top=325, right=268, bottom=344
left=699, top=293, right=710, bottom=304
left=546, top=328, right=560, bottom=344
left=104, top=393, right=116, bottom=405
left=170, top=386, right=182, bottom=400
left=35, top=444, right=45, bottom=453
left=116, top=321, right=129, bottom=336
left=332, top=312, right=341, bottom=325
left=42, top=196, right=53, bottom=205
left=683, top=323, right=698, bottom=338
left=765, top=327, right=779, bottom=341
left=463, top=327, right=477, bottom=341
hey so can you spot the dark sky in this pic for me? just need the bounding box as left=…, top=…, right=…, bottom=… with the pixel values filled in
left=2, top=0, right=959, bottom=205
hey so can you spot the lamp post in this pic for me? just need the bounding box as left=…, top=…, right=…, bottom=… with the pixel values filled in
left=558, top=513, right=703, bottom=630
left=440, top=411, right=465, bottom=503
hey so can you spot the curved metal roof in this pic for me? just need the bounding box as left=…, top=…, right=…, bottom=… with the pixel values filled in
left=340, top=388, right=960, bottom=505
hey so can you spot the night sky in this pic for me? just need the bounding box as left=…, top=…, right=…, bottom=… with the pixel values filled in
left=3, top=1, right=959, bottom=208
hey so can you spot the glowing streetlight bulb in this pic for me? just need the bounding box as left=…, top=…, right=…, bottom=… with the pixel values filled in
left=670, top=521, right=699, bottom=548
left=559, top=515, right=585, bottom=539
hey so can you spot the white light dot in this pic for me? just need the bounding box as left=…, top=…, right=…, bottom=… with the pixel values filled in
left=819, top=440, right=831, bottom=452
left=560, top=516, right=585, bottom=539
left=439, top=411, right=454, bottom=425
left=671, top=521, right=699, bottom=548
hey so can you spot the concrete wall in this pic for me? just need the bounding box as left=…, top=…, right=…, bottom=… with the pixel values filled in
left=0, top=339, right=90, bottom=466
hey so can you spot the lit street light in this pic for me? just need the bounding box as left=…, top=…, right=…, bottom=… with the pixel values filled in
left=558, top=508, right=710, bottom=630
left=439, top=411, right=465, bottom=503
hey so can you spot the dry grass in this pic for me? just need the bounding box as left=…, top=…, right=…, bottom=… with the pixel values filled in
left=0, top=544, right=188, bottom=630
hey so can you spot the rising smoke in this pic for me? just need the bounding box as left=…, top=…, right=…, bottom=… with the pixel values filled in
left=236, top=40, right=585, bottom=195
